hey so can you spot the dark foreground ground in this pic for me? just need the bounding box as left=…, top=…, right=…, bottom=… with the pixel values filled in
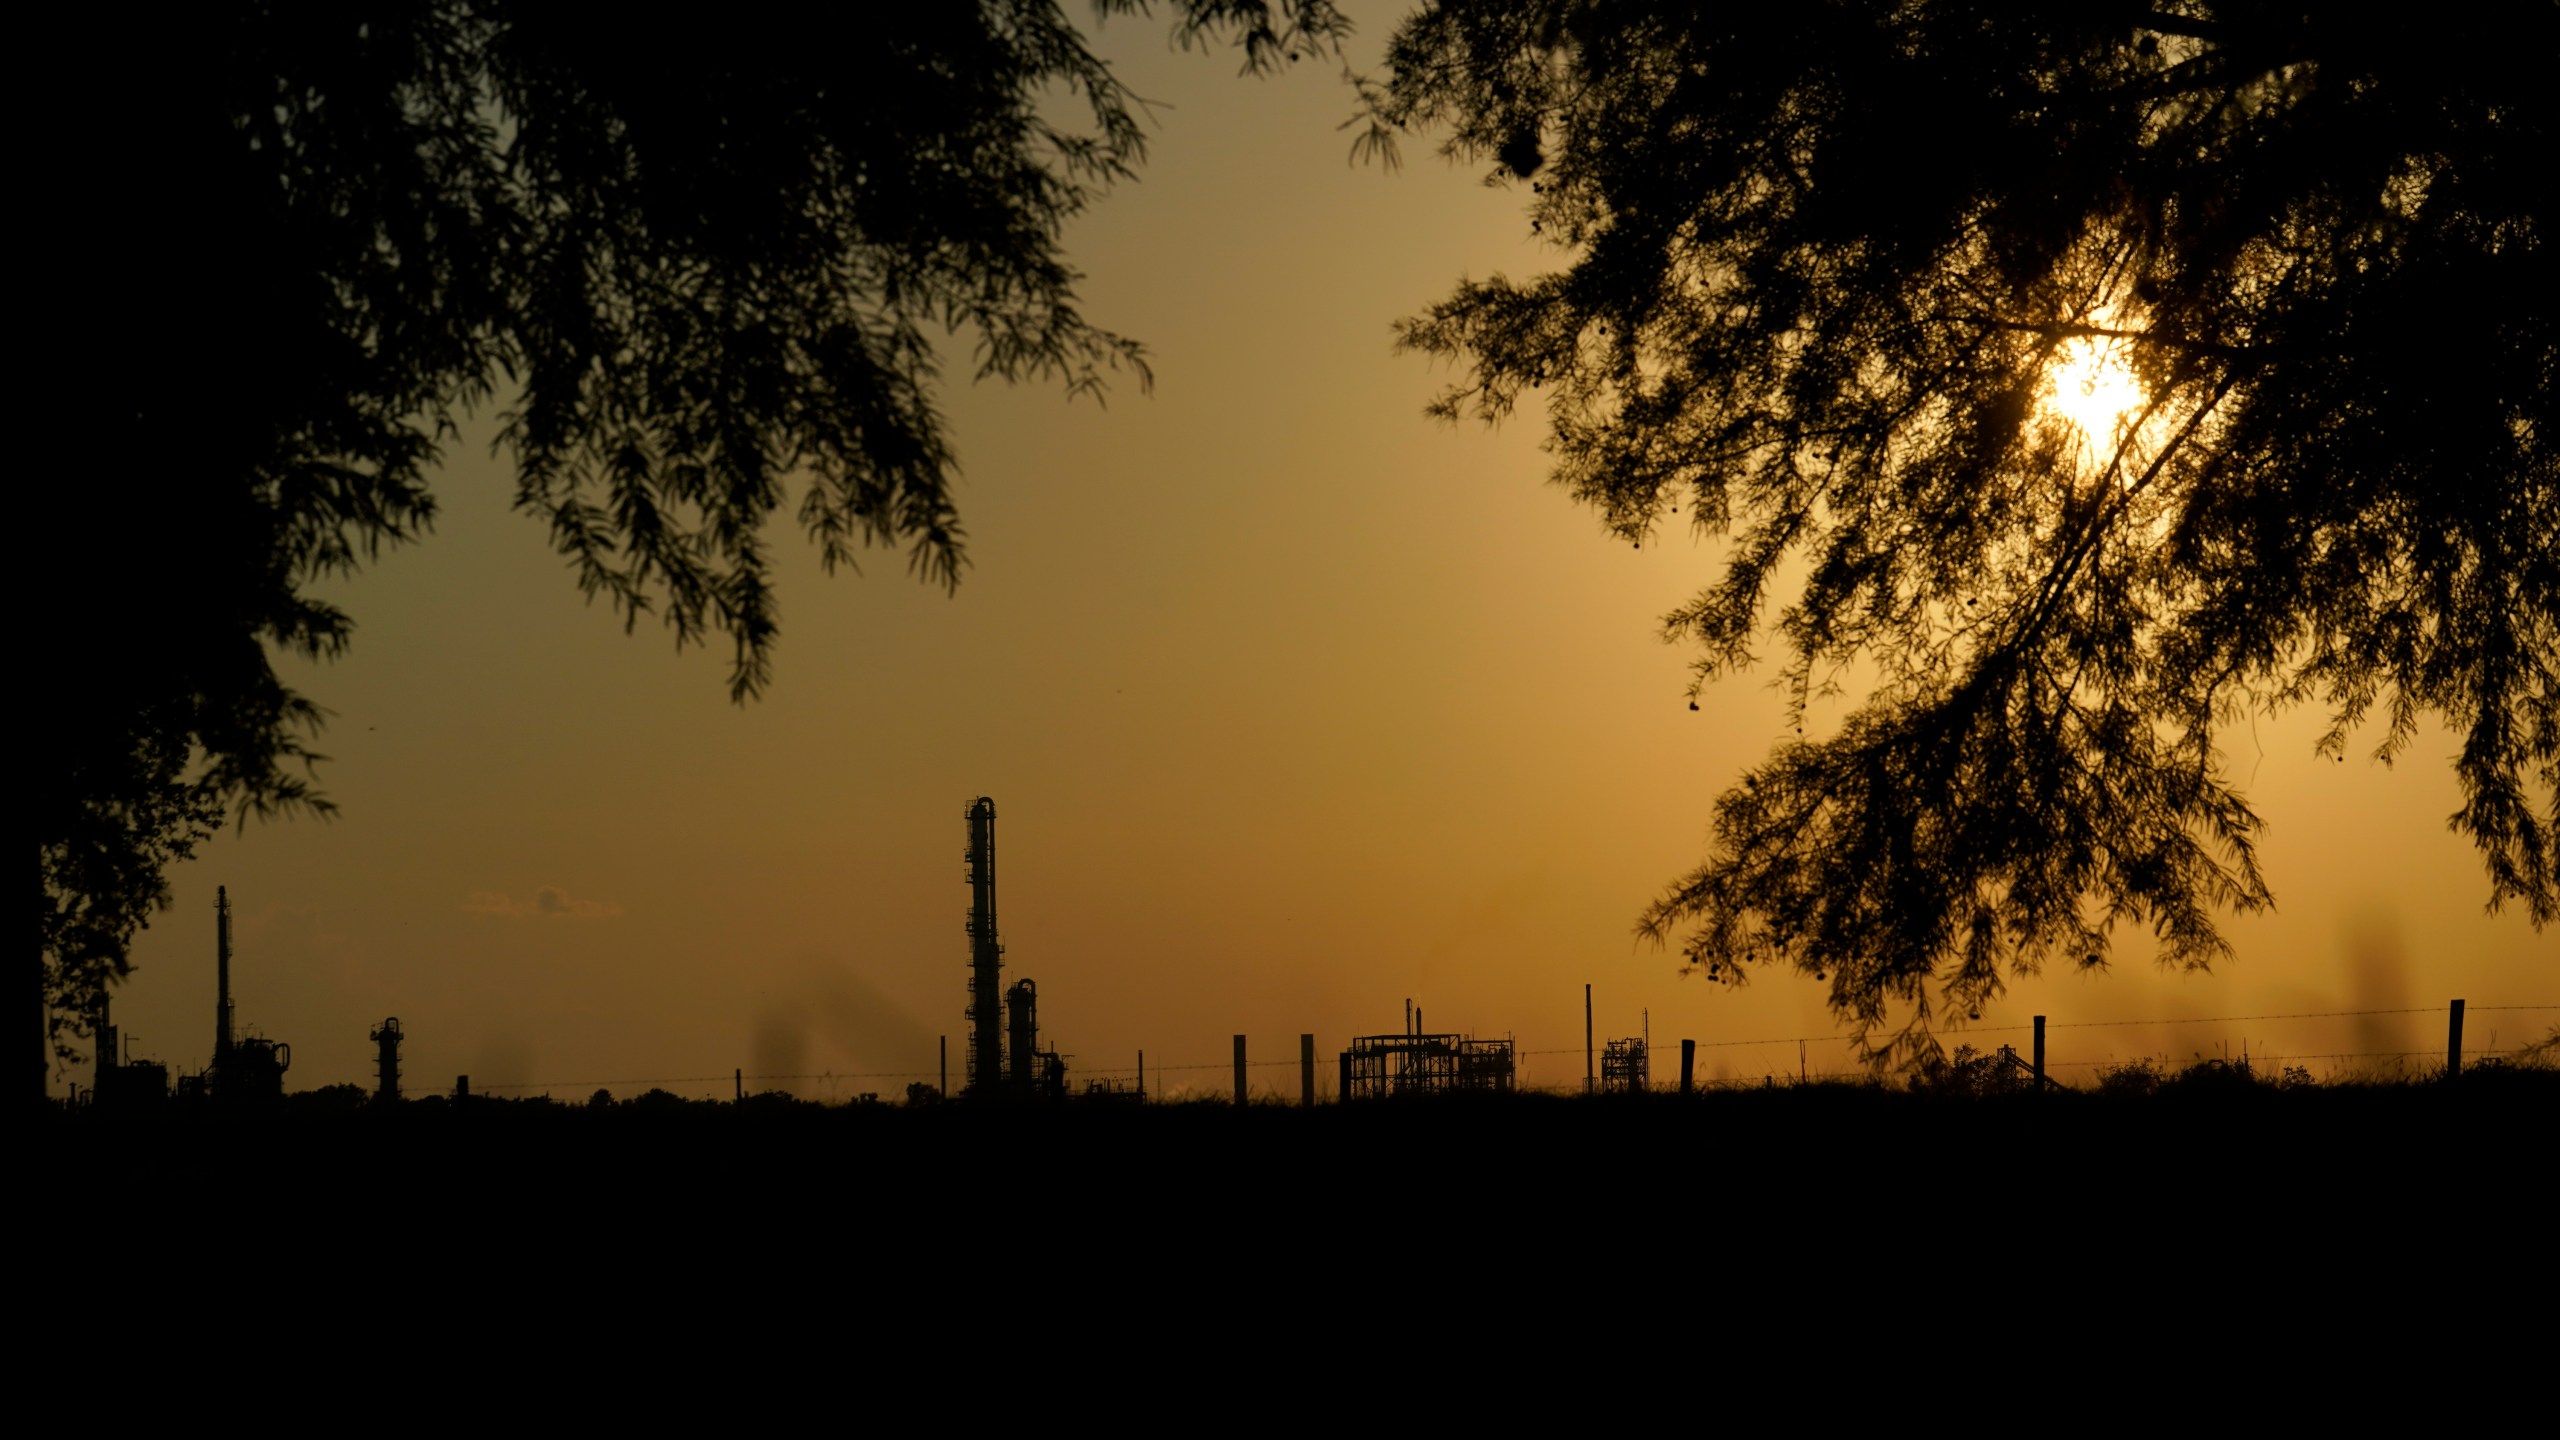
left=35, top=1070, right=2549, bottom=1400
left=52, top=1068, right=2550, bottom=1248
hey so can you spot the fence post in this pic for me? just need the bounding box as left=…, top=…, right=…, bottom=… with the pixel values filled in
left=1584, top=983, right=1594, bottom=1096
left=2032, top=1016, right=2046, bottom=1092
left=1300, top=1033, right=1315, bottom=1106
left=1680, top=1039, right=1696, bottom=1097
left=1338, top=1051, right=1352, bottom=1104
left=1234, top=1034, right=1247, bottom=1107
left=2448, top=999, right=2465, bottom=1077
left=734, top=1067, right=743, bottom=1102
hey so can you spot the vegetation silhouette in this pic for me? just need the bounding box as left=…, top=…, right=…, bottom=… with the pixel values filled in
left=1368, top=3, right=2556, bottom=1060
left=49, top=1062, right=2555, bottom=1243
left=33, top=2, right=1352, bottom=1095
left=48, top=1056, right=2548, bottom=1339
left=43, top=1073, right=2542, bottom=1374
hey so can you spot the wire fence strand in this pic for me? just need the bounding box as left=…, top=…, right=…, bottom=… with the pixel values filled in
left=460, top=999, right=2551, bottom=1095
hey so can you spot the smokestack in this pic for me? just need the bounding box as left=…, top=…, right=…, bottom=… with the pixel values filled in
left=215, top=885, right=234, bottom=1073
left=964, top=798, right=1003, bottom=1095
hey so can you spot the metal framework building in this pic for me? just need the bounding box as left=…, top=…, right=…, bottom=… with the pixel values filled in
left=87, top=993, right=171, bottom=1108
left=1339, top=1008, right=1515, bottom=1100
left=1601, top=1037, right=1649, bottom=1093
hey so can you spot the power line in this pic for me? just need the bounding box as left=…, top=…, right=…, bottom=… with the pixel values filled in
left=2012, top=1005, right=2555, bottom=1030
left=1530, top=1004, right=2556, bottom=1055
left=476, top=1069, right=940, bottom=1092
left=1523, top=1048, right=2533, bottom=1089
left=473, top=1076, right=735, bottom=1090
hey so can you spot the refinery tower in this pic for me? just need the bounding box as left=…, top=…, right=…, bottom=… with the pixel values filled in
left=963, top=797, right=1004, bottom=1094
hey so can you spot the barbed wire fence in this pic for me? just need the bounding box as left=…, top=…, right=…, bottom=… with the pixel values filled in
left=465, top=1002, right=2559, bottom=1102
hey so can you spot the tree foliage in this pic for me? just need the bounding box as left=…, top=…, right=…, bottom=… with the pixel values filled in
left=38, top=720, right=226, bottom=1069
left=34, top=0, right=1347, bottom=1074
left=1373, top=1, right=2555, bottom=1059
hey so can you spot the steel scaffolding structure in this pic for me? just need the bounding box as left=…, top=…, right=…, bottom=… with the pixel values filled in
left=1601, top=1036, right=1649, bottom=1093
left=1340, top=1031, right=1515, bottom=1099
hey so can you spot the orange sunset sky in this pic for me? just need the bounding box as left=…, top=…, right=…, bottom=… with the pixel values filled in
left=76, top=9, right=2549, bottom=1101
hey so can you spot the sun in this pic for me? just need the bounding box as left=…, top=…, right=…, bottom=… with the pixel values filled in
left=2045, top=328, right=2145, bottom=458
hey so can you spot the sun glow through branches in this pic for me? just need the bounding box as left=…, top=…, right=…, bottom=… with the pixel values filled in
left=2045, top=327, right=2145, bottom=464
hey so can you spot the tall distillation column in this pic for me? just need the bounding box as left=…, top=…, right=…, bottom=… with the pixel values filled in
left=371, top=1017, right=403, bottom=1104
left=1007, top=980, right=1038, bottom=1090
left=964, top=798, right=1004, bottom=1095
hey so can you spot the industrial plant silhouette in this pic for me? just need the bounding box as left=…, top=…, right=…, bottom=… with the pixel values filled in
left=74, top=795, right=1766, bottom=1112
left=64, top=795, right=2547, bottom=1126
left=46, top=794, right=2552, bottom=1335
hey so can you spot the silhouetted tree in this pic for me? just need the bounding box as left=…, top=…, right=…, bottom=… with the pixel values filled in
left=39, top=720, right=224, bottom=1075
left=34, top=1, right=1347, bottom=1095
left=290, top=1082, right=374, bottom=1114
left=1371, top=2, right=2554, bottom=1059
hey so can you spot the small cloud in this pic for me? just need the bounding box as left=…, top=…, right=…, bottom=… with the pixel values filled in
left=463, top=886, right=623, bottom=920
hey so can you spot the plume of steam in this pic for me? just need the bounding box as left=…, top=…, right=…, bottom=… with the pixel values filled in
left=750, top=1012, right=809, bottom=1095
left=473, top=1033, right=534, bottom=1090
left=751, top=963, right=935, bottom=1096
left=2343, top=907, right=2411, bottom=1065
